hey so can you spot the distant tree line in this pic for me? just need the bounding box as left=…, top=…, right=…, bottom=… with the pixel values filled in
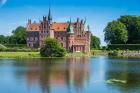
left=91, top=35, right=101, bottom=49
left=0, top=26, right=26, bottom=44
left=104, top=15, right=140, bottom=44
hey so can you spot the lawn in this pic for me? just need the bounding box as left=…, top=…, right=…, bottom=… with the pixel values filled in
left=0, top=51, right=92, bottom=59
left=0, top=52, right=40, bottom=58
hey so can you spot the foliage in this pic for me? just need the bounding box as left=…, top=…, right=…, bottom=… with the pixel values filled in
left=101, top=46, right=108, bottom=50
left=104, top=21, right=128, bottom=44
left=40, top=38, right=67, bottom=57
left=91, top=35, right=101, bottom=49
left=104, top=15, right=140, bottom=45
left=108, top=50, right=119, bottom=56
left=118, top=15, right=140, bottom=44
left=11, top=26, right=27, bottom=44
left=0, top=44, right=7, bottom=51
left=108, top=44, right=140, bottom=50
left=0, top=52, right=40, bottom=58
left=4, top=44, right=27, bottom=48
left=0, top=26, right=26, bottom=44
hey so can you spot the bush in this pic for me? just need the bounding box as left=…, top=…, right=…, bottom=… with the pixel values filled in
left=4, top=44, right=27, bottom=48
left=40, top=38, right=67, bottom=57
left=108, top=44, right=140, bottom=50
left=108, top=50, right=119, bottom=56
left=0, top=44, right=7, bottom=51
left=5, top=48, right=32, bottom=52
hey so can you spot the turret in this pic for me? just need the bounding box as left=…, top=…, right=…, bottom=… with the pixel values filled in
left=48, top=8, right=52, bottom=24
left=66, top=21, right=75, bottom=52
left=77, top=18, right=80, bottom=23
left=43, top=16, right=47, bottom=21
left=67, top=21, right=74, bottom=33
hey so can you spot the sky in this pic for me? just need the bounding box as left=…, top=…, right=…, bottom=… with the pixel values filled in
left=0, top=0, right=140, bottom=45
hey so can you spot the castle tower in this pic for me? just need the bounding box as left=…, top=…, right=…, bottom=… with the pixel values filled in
left=47, top=7, right=54, bottom=38
left=48, top=8, right=52, bottom=25
left=86, top=25, right=91, bottom=53
left=66, top=22, right=75, bottom=52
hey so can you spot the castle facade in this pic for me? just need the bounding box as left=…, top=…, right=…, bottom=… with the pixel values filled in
left=26, top=9, right=91, bottom=53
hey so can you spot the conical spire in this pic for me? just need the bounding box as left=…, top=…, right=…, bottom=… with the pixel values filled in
left=48, top=7, right=52, bottom=22
left=84, top=17, right=87, bottom=24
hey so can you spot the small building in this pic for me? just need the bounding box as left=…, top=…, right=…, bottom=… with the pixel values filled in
left=26, top=9, right=91, bottom=53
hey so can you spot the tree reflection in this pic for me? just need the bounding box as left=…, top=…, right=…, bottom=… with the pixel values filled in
left=105, top=59, right=140, bottom=92
left=13, top=57, right=90, bottom=93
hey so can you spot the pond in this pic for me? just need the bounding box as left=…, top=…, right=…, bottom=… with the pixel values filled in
left=0, top=56, right=140, bottom=93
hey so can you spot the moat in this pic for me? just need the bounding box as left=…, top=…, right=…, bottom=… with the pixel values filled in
left=0, top=56, right=140, bottom=93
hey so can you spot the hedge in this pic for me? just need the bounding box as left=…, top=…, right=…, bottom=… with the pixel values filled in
left=108, top=44, right=140, bottom=50
left=3, top=44, right=27, bottom=48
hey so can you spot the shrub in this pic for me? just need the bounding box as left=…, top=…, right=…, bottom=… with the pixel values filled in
left=40, top=38, right=67, bottom=57
left=108, top=44, right=140, bottom=50
left=0, top=44, right=7, bottom=51
left=4, top=44, right=27, bottom=48
left=108, top=50, right=119, bottom=56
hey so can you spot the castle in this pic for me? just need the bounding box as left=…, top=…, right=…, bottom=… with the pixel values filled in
left=26, top=9, right=91, bottom=53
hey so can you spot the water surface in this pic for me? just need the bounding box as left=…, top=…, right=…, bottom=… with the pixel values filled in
left=0, top=56, right=140, bottom=93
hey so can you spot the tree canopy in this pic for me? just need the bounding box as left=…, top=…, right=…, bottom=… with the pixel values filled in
left=90, top=35, right=101, bottom=49
left=104, top=15, right=140, bottom=44
left=40, top=38, right=67, bottom=57
left=104, top=21, right=128, bottom=44
left=0, top=26, right=26, bottom=44
left=118, top=15, right=140, bottom=44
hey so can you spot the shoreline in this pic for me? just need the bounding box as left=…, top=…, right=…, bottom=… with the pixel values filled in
left=1, top=50, right=140, bottom=59
left=0, top=52, right=92, bottom=59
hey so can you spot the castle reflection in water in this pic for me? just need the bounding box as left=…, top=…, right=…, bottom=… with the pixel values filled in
left=13, top=57, right=90, bottom=93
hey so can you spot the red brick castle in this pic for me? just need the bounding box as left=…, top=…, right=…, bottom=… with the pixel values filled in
left=26, top=9, right=91, bottom=53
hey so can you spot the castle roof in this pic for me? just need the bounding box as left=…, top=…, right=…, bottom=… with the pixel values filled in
left=27, top=23, right=40, bottom=32
left=51, top=23, right=69, bottom=31
left=27, top=22, right=70, bottom=32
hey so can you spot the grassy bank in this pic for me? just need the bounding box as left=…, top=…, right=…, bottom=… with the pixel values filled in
left=0, top=52, right=92, bottom=58
left=0, top=52, right=40, bottom=58
left=91, top=50, right=108, bottom=56
left=66, top=52, right=91, bottom=57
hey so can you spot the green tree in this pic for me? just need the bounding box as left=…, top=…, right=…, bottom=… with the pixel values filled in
left=0, top=44, right=7, bottom=51
left=104, top=21, right=128, bottom=44
left=40, top=38, right=67, bottom=57
left=12, top=26, right=26, bottom=44
left=0, top=35, right=6, bottom=44
left=118, top=15, right=140, bottom=43
left=91, top=35, right=101, bottom=49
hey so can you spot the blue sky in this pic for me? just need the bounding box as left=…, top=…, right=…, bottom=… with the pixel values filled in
left=0, top=0, right=140, bottom=45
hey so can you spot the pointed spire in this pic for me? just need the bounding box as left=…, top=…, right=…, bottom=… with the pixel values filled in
left=69, top=18, right=72, bottom=23
left=77, top=17, right=80, bottom=23
left=84, top=17, right=87, bottom=24
left=87, top=25, right=90, bottom=31
left=81, top=19, right=84, bottom=24
left=48, top=7, right=52, bottom=22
